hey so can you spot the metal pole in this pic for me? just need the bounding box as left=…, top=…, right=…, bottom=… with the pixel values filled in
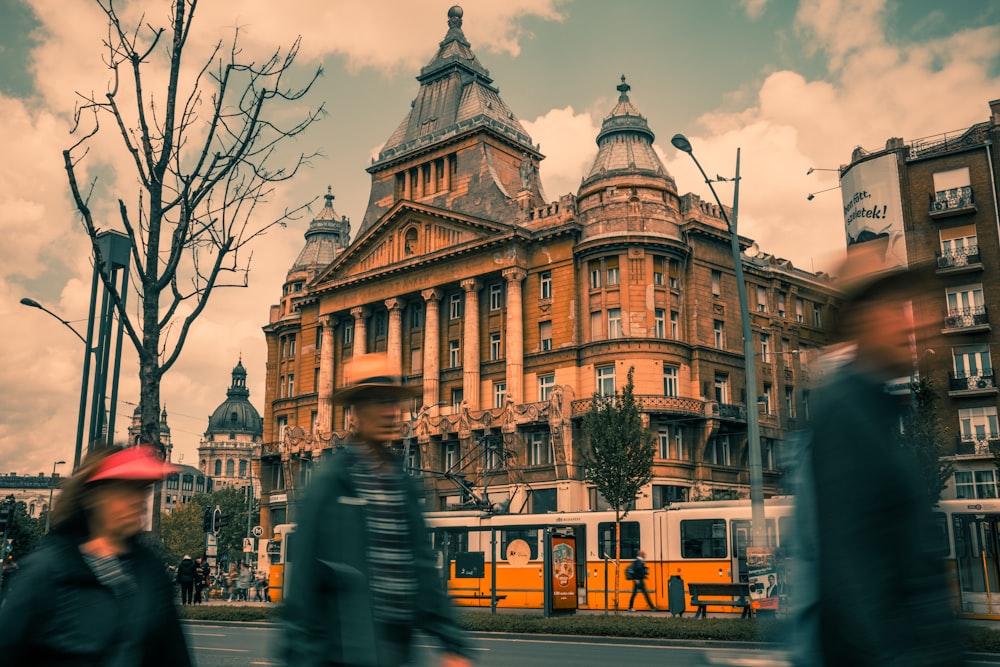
left=671, top=137, right=765, bottom=549
left=76, top=265, right=101, bottom=470
left=45, top=460, right=65, bottom=534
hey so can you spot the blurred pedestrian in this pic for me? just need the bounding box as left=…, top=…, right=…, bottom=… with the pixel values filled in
left=0, top=444, right=192, bottom=666
left=194, top=554, right=210, bottom=603
left=790, top=254, right=964, bottom=666
left=626, top=550, right=656, bottom=611
left=281, top=352, right=472, bottom=667
left=226, top=563, right=238, bottom=601
left=237, top=561, right=252, bottom=601
left=176, top=554, right=197, bottom=604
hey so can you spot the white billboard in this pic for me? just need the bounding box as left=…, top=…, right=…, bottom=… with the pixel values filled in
left=840, top=152, right=908, bottom=270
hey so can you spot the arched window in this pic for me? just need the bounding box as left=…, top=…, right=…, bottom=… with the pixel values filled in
left=226, top=459, right=235, bottom=477
left=214, top=459, right=222, bottom=476
left=239, top=460, right=247, bottom=477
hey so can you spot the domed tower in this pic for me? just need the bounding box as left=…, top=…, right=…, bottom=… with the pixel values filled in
left=199, top=359, right=264, bottom=491
left=577, top=76, right=682, bottom=241
left=126, top=404, right=174, bottom=462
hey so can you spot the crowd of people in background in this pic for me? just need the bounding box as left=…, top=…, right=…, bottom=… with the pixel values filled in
left=169, top=555, right=270, bottom=603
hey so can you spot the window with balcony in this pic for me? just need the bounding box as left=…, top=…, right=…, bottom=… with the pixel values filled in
left=490, top=332, right=502, bottom=360
left=528, top=432, right=552, bottom=466
left=946, top=284, right=986, bottom=328
left=654, top=309, right=666, bottom=339
left=939, top=224, right=979, bottom=269
left=449, top=293, right=462, bottom=319
left=540, top=271, right=552, bottom=299
left=596, top=365, right=616, bottom=396
left=711, top=270, right=722, bottom=297
left=714, top=374, right=729, bottom=404
left=931, top=167, right=974, bottom=214
left=663, top=365, right=678, bottom=397
left=539, top=373, right=555, bottom=402
left=959, top=406, right=999, bottom=451
left=539, top=321, right=552, bottom=351
left=449, top=340, right=460, bottom=368
left=608, top=308, right=622, bottom=338
left=493, top=381, right=507, bottom=408
left=489, top=284, right=503, bottom=311
left=952, top=345, right=993, bottom=391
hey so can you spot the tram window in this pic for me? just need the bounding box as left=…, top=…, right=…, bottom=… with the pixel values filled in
left=681, top=519, right=727, bottom=558
left=501, top=529, right=539, bottom=560
left=597, top=521, right=640, bottom=559
left=433, top=529, right=469, bottom=557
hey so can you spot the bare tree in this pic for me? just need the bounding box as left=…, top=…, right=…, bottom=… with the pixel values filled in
left=580, top=367, right=655, bottom=612
left=62, top=0, right=323, bottom=532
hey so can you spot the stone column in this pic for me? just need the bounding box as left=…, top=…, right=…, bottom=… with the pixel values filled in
left=316, top=314, right=337, bottom=435
left=385, top=297, right=404, bottom=375
left=351, top=306, right=369, bottom=359
left=421, top=289, right=442, bottom=411
left=429, top=160, right=437, bottom=195
left=503, top=267, right=527, bottom=403
left=461, top=278, right=482, bottom=411
left=442, top=155, right=451, bottom=191
left=403, top=169, right=411, bottom=200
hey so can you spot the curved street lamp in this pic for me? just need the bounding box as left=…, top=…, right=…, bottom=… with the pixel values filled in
left=19, top=298, right=87, bottom=345
left=806, top=185, right=842, bottom=201
left=670, top=133, right=766, bottom=550
left=45, top=460, right=66, bottom=533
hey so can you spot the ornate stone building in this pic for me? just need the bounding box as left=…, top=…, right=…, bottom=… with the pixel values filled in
left=258, top=6, right=835, bottom=534
left=199, top=360, right=264, bottom=496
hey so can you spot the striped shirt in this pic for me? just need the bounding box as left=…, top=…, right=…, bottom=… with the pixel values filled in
left=351, top=449, right=419, bottom=624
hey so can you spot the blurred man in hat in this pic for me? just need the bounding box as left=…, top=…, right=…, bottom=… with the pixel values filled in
left=0, top=444, right=192, bottom=666
left=281, top=353, right=472, bottom=667
left=789, top=254, right=964, bottom=666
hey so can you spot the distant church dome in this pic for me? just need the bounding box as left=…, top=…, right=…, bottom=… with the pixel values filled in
left=206, top=360, right=263, bottom=436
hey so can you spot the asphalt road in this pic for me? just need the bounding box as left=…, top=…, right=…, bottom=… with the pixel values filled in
left=183, top=622, right=1000, bottom=667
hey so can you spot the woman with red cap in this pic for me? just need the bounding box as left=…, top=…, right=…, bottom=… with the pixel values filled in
left=0, top=444, right=192, bottom=666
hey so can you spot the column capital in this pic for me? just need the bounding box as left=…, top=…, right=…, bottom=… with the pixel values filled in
left=421, top=288, right=443, bottom=303
left=385, top=297, right=405, bottom=312
left=350, top=306, right=370, bottom=320
left=319, top=314, right=339, bottom=328
left=502, top=267, right=527, bottom=282
left=460, top=278, right=482, bottom=292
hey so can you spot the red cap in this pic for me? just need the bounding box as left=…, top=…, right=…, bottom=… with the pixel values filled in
left=87, top=446, right=181, bottom=484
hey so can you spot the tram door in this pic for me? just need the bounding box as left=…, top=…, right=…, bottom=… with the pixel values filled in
left=731, top=519, right=777, bottom=583
left=953, top=513, right=1000, bottom=614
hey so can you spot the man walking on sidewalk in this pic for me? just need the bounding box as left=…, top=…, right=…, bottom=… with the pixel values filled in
left=627, top=550, right=656, bottom=611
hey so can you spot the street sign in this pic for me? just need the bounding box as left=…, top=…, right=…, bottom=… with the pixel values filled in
left=251, top=525, right=264, bottom=537
left=243, top=537, right=255, bottom=553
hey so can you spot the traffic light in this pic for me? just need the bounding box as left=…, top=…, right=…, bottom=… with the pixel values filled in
left=202, top=507, right=212, bottom=533
left=212, top=508, right=223, bottom=534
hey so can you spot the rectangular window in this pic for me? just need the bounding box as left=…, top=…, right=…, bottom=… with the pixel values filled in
left=539, top=373, right=555, bottom=402
left=589, top=260, right=602, bottom=289
left=279, top=374, right=285, bottom=398
left=343, top=322, right=354, bottom=346
left=411, top=303, right=424, bottom=330
left=287, top=374, right=295, bottom=397
left=711, top=270, right=722, bottom=297
left=654, top=308, right=666, bottom=339
left=450, top=388, right=463, bottom=412
left=606, top=257, right=620, bottom=286
left=668, top=259, right=679, bottom=289
left=411, top=347, right=423, bottom=373
left=596, top=365, right=616, bottom=396
left=289, top=335, right=296, bottom=356
left=502, top=529, right=539, bottom=560
left=539, top=321, right=552, bottom=351
left=940, top=224, right=978, bottom=268
left=490, top=332, right=502, bottom=360
left=813, top=305, right=822, bottom=328
left=782, top=338, right=792, bottom=366
left=449, top=340, right=460, bottom=368
left=670, top=311, right=679, bottom=339
left=714, top=374, right=729, bottom=404
left=276, top=416, right=288, bottom=443
left=314, top=368, right=320, bottom=394
left=531, top=488, right=557, bottom=514
left=653, top=256, right=665, bottom=286
left=443, top=442, right=459, bottom=471
left=540, top=271, right=552, bottom=299
left=785, top=386, right=795, bottom=418
left=681, top=519, right=727, bottom=559
left=449, top=293, right=462, bottom=319
left=756, top=285, right=767, bottom=313
left=953, top=344, right=993, bottom=386
left=777, top=292, right=787, bottom=318
left=946, top=284, right=986, bottom=326
left=489, top=284, right=503, bottom=311
left=932, top=167, right=973, bottom=211
left=658, top=428, right=670, bottom=459
left=673, top=425, right=686, bottom=460
left=760, top=333, right=771, bottom=360
left=315, top=326, right=323, bottom=349
left=494, top=381, right=507, bottom=408
left=598, top=520, right=640, bottom=559
left=976, top=470, right=998, bottom=499
left=959, top=406, right=999, bottom=442
left=591, top=311, right=602, bottom=340
left=761, top=383, right=772, bottom=414
left=795, top=298, right=804, bottom=323
left=375, top=312, right=387, bottom=338
left=663, top=365, right=678, bottom=397
left=955, top=471, right=975, bottom=499
left=713, top=320, right=725, bottom=349
left=528, top=432, right=552, bottom=466
left=607, top=308, right=622, bottom=339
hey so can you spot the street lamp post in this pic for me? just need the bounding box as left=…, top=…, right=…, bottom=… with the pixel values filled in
left=670, top=134, right=765, bottom=549
left=45, top=460, right=66, bottom=534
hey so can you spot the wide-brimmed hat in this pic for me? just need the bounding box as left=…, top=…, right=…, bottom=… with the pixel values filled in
left=333, top=352, right=421, bottom=404
left=87, top=445, right=181, bottom=484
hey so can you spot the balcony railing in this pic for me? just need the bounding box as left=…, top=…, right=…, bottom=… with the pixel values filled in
left=957, top=435, right=1000, bottom=456
left=571, top=395, right=705, bottom=417
left=948, top=372, right=997, bottom=393
left=717, top=403, right=747, bottom=421
left=944, top=306, right=989, bottom=330
left=936, top=245, right=981, bottom=270
left=929, top=186, right=975, bottom=217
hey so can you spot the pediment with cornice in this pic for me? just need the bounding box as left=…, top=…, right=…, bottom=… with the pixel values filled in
left=315, top=202, right=515, bottom=283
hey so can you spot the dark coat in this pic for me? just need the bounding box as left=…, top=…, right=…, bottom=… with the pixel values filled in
left=280, top=445, right=469, bottom=667
left=799, top=364, right=964, bottom=666
left=175, top=556, right=197, bottom=584
left=0, top=532, right=192, bottom=667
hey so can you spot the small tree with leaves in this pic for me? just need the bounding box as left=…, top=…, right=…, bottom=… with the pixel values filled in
left=580, top=367, right=655, bottom=611
left=901, top=377, right=953, bottom=504
left=63, top=1, right=323, bottom=535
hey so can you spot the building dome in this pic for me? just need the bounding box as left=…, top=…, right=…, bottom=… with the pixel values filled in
left=206, top=360, right=263, bottom=436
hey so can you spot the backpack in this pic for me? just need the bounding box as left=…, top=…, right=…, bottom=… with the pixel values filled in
left=625, top=561, right=637, bottom=581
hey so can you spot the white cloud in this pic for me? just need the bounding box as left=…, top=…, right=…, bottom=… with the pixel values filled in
left=523, top=106, right=600, bottom=201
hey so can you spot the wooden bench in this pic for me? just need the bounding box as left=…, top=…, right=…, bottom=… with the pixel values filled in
left=687, top=582, right=752, bottom=619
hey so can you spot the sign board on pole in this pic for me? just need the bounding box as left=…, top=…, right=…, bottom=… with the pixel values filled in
left=243, top=537, right=255, bottom=553
left=252, top=525, right=264, bottom=538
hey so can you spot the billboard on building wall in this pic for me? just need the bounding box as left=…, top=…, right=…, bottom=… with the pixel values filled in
left=840, top=153, right=908, bottom=270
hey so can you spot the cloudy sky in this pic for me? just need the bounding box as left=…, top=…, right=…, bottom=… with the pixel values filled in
left=2, top=0, right=998, bottom=476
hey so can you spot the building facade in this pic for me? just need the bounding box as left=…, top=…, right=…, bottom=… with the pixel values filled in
left=258, top=6, right=835, bottom=535
left=838, top=99, right=1000, bottom=500
left=198, top=360, right=264, bottom=497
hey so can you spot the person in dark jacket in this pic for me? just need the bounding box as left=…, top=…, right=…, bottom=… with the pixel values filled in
left=281, top=352, right=472, bottom=667
left=626, top=550, right=656, bottom=611
left=0, top=444, right=192, bottom=667
left=790, top=253, right=964, bottom=667
left=176, top=554, right=197, bottom=604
